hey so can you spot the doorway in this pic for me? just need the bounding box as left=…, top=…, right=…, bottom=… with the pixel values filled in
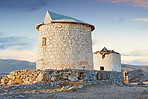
left=100, top=66, right=104, bottom=70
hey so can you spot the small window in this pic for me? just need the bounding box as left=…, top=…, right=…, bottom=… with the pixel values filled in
left=100, top=66, right=104, bottom=70
left=42, top=37, right=46, bottom=46
left=102, top=53, right=105, bottom=59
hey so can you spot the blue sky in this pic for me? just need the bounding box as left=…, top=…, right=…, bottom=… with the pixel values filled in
left=0, top=0, right=148, bottom=65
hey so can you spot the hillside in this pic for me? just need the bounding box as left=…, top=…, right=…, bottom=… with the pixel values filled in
left=0, top=59, right=35, bottom=73
left=0, top=59, right=148, bottom=73
left=121, top=64, right=148, bottom=72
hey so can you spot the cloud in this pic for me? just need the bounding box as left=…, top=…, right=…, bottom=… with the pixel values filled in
left=122, top=49, right=148, bottom=57
left=122, top=59, right=148, bottom=65
left=0, top=32, right=37, bottom=62
left=0, top=0, right=50, bottom=11
left=122, top=49, right=148, bottom=65
left=131, top=18, right=148, bottom=21
left=0, top=34, right=37, bottom=50
left=122, top=55, right=148, bottom=65
left=97, top=0, right=148, bottom=8
left=0, top=48, right=37, bottom=62
left=128, top=60, right=148, bottom=65
left=121, top=54, right=131, bottom=56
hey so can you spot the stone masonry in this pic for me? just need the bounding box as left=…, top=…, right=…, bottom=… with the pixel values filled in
left=36, top=23, right=94, bottom=70
left=0, top=69, right=124, bottom=87
left=123, top=69, right=145, bottom=83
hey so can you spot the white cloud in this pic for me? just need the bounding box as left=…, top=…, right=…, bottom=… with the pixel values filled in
left=122, top=55, right=148, bottom=65
left=0, top=48, right=37, bottom=62
left=131, top=18, right=148, bottom=21
left=98, top=0, right=148, bottom=8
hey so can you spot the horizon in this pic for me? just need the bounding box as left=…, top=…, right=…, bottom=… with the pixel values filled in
left=0, top=58, right=148, bottom=66
left=0, top=0, right=148, bottom=65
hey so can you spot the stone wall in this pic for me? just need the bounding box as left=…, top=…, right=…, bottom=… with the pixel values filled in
left=94, top=53, right=121, bottom=72
left=37, top=23, right=93, bottom=70
left=123, top=69, right=143, bottom=83
left=0, top=69, right=124, bottom=87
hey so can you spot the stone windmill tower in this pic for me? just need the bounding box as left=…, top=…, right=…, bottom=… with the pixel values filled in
left=94, top=47, right=121, bottom=72
left=36, top=11, right=95, bottom=70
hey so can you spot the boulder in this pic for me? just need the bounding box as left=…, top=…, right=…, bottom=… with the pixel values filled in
left=43, top=73, right=49, bottom=81
left=36, top=73, right=43, bottom=82
left=51, top=76, right=57, bottom=81
left=1, top=78, right=6, bottom=84
left=14, top=78, right=23, bottom=84
left=137, top=82, right=145, bottom=85
left=97, top=72, right=102, bottom=80
left=68, top=75, right=78, bottom=82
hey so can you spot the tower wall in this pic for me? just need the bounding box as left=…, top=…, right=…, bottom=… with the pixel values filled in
left=36, top=23, right=93, bottom=70
left=94, top=53, right=121, bottom=72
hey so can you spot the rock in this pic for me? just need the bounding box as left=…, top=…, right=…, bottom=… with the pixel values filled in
left=102, top=71, right=107, bottom=80
left=68, top=75, right=78, bottom=82
left=7, top=74, right=13, bottom=79
left=12, top=75, right=16, bottom=80
left=61, top=86, right=70, bottom=90
left=97, top=72, right=102, bottom=80
left=4, top=90, right=9, bottom=93
left=19, top=95, right=26, bottom=98
left=1, top=78, right=7, bottom=84
left=14, top=78, right=23, bottom=84
left=43, top=73, right=49, bottom=81
left=51, top=76, right=57, bottom=81
left=0, top=69, right=124, bottom=91
left=137, top=82, right=145, bottom=85
left=36, top=73, right=43, bottom=82
left=7, top=80, right=13, bottom=85
left=78, top=85, right=83, bottom=88
left=33, top=81, right=38, bottom=83
left=71, top=81, right=83, bottom=86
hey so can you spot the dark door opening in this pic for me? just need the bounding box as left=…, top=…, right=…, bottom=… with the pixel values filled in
left=100, top=66, right=104, bottom=70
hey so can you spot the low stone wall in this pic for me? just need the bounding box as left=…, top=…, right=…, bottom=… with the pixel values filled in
left=0, top=69, right=124, bottom=87
left=123, top=69, right=143, bottom=83
left=96, top=71, right=124, bottom=84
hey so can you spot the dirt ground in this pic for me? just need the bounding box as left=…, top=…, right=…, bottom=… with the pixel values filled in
left=0, top=83, right=148, bottom=99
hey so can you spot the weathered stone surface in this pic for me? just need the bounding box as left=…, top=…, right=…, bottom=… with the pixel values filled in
left=68, top=75, right=78, bottom=82
left=36, top=73, right=43, bottom=82
left=0, top=69, right=124, bottom=86
left=36, top=23, right=94, bottom=70
left=137, top=82, right=145, bottom=85
left=51, top=76, right=57, bottom=81
left=1, top=78, right=6, bottom=84
left=123, top=69, right=144, bottom=83
left=14, top=78, right=23, bottom=84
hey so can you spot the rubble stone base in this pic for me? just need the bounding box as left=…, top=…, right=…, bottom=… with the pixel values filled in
left=0, top=69, right=124, bottom=87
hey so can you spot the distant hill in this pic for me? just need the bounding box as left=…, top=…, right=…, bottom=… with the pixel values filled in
left=0, top=59, right=35, bottom=73
left=121, top=64, right=148, bottom=72
left=0, top=59, right=147, bottom=73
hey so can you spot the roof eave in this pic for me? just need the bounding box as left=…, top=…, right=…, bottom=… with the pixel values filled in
left=36, top=22, right=95, bottom=31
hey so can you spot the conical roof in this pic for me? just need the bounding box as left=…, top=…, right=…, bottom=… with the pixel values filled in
left=44, top=11, right=88, bottom=24
left=100, top=47, right=109, bottom=52
left=36, top=11, right=95, bottom=31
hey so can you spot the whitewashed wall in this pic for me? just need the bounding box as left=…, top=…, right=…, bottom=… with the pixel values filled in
left=36, top=23, right=93, bottom=70
left=94, top=53, right=121, bottom=72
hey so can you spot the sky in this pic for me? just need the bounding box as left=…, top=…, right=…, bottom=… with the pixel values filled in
left=0, top=0, right=148, bottom=65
